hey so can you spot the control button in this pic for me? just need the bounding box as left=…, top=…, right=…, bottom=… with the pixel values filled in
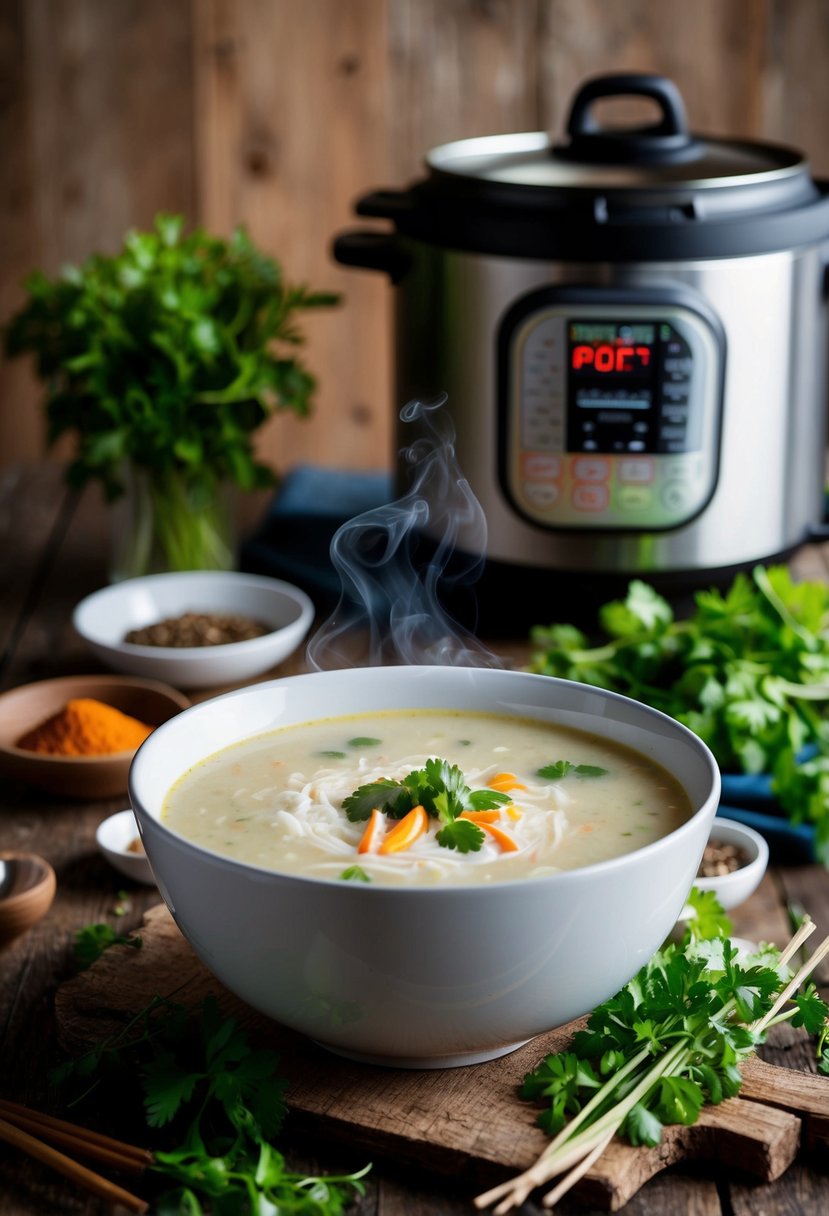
left=661, top=481, right=692, bottom=512
left=617, top=486, right=652, bottom=511
left=572, top=484, right=609, bottom=512
left=521, top=453, right=561, bottom=481
left=663, top=458, right=691, bottom=480
left=523, top=482, right=560, bottom=508
left=619, top=458, right=654, bottom=484
left=573, top=457, right=610, bottom=482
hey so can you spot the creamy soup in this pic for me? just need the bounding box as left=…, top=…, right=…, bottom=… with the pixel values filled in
left=162, top=710, right=692, bottom=886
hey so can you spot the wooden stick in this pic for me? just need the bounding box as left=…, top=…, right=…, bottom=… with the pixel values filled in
left=0, top=1117, right=148, bottom=1214
left=0, top=1098, right=152, bottom=1171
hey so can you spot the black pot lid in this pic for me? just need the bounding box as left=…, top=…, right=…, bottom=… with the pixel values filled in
left=427, top=131, right=806, bottom=193
left=346, top=73, right=829, bottom=262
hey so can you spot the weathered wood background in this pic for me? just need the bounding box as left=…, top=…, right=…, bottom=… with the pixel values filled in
left=2, top=0, right=829, bottom=478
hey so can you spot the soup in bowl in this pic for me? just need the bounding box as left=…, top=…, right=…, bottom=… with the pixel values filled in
left=129, top=666, right=720, bottom=1068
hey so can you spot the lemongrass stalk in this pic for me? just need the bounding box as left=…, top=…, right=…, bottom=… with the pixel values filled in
left=752, top=934, right=829, bottom=1036
left=541, top=1128, right=616, bottom=1208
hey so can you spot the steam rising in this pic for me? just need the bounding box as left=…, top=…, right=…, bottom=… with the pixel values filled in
left=306, top=396, right=500, bottom=670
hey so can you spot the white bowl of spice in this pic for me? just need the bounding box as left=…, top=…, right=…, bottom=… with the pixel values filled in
left=74, top=571, right=315, bottom=690
left=693, top=816, right=769, bottom=909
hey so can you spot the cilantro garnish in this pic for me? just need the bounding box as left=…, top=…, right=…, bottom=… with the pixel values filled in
left=340, top=865, right=371, bottom=883
left=73, top=923, right=142, bottom=970
left=52, top=994, right=370, bottom=1212
left=318, top=749, right=346, bottom=759
left=537, top=761, right=608, bottom=780
left=348, top=736, right=381, bottom=748
left=343, top=758, right=512, bottom=852
left=478, top=895, right=829, bottom=1211
left=527, top=565, right=829, bottom=861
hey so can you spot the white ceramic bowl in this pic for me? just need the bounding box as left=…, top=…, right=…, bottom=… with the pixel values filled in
left=693, top=816, right=769, bottom=910
left=129, top=666, right=720, bottom=1068
left=96, top=809, right=157, bottom=886
left=73, top=572, right=314, bottom=689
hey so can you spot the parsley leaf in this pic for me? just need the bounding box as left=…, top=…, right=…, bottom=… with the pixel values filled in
left=348, top=736, right=381, bottom=748
left=342, top=778, right=412, bottom=822
left=340, top=865, right=371, bottom=883
left=73, top=923, right=142, bottom=970
left=527, top=564, right=829, bottom=856
left=537, top=761, right=608, bottom=780
left=435, top=819, right=486, bottom=852
left=507, top=894, right=829, bottom=1212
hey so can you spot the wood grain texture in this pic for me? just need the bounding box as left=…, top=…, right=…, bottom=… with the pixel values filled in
left=52, top=894, right=827, bottom=1209
left=4, top=0, right=829, bottom=481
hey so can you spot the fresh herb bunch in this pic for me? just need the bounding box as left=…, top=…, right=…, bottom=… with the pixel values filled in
left=477, top=898, right=829, bottom=1212
left=52, top=994, right=369, bottom=1215
left=343, top=758, right=511, bottom=852
left=527, top=566, right=829, bottom=862
left=4, top=213, right=338, bottom=500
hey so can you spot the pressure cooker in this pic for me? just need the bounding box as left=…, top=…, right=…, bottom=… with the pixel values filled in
left=334, top=72, right=829, bottom=590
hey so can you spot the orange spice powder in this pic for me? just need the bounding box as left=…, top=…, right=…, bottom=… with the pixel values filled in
left=17, top=698, right=153, bottom=757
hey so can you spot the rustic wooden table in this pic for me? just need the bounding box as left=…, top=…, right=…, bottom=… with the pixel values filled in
left=1, top=463, right=828, bottom=1216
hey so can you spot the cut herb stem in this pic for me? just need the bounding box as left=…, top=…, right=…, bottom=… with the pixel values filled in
left=476, top=918, right=829, bottom=1213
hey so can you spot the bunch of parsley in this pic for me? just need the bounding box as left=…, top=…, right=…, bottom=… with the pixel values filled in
left=52, top=995, right=368, bottom=1214
left=478, top=893, right=829, bottom=1211
left=342, top=757, right=511, bottom=852
left=4, top=213, right=337, bottom=501
left=527, top=565, right=829, bottom=862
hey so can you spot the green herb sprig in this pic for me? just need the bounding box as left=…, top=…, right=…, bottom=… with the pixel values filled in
left=3, top=213, right=338, bottom=501
left=52, top=995, right=369, bottom=1214
left=476, top=905, right=829, bottom=1212
left=527, top=566, right=829, bottom=862
left=342, top=758, right=511, bottom=853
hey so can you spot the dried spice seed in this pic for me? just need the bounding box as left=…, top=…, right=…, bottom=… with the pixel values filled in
left=697, top=840, right=749, bottom=877
left=124, top=612, right=270, bottom=649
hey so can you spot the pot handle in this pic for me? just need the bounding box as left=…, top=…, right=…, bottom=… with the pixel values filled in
left=559, top=72, right=696, bottom=165
left=332, top=230, right=410, bottom=282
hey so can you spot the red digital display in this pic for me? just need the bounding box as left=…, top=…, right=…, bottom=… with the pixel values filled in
left=571, top=343, right=652, bottom=374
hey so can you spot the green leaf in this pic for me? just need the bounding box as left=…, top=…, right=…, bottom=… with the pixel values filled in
left=537, top=761, right=607, bottom=780
left=655, top=1076, right=704, bottom=1126
left=466, top=789, right=512, bottom=811
left=435, top=819, right=485, bottom=853
left=340, top=865, right=371, bottom=883
left=73, top=923, right=142, bottom=970
left=143, top=1054, right=202, bottom=1127
left=682, top=888, right=733, bottom=942
left=347, top=736, right=381, bottom=748
left=623, top=1102, right=663, bottom=1146
left=341, top=778, right=412, bottom=823
left=791, top=984, right=829, bottom=1035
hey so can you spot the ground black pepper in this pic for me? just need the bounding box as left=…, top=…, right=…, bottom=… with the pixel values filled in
left=124, top=612, right=270, bottom=648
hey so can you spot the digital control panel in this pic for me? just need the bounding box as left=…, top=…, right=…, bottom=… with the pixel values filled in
left=499, top=289, right=724, bottom=531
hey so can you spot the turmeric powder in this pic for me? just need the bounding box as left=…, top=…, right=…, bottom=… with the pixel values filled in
left=17, top=698, right=153, bottom=756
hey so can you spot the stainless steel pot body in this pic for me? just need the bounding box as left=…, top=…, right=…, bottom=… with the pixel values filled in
left=393, top=240, right=829, bottom=574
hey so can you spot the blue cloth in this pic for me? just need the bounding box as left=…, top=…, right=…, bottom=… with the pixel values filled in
left=240, top=465, right=393, bottom=608
left=718, top=772, right=817, bottom=863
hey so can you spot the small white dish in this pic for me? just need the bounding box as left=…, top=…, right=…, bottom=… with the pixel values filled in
left=96, top=809, right=156, bottom=885
left=692, top=816, right=769, bottom=909
left=73, top=571, right=314, bottom=690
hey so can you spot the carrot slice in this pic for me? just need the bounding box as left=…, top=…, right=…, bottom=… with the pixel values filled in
left=480, top=822, right=519, bottom=852
left=458, top=809, right=502, bottom=824
left=377, top=805, right=428, bottom=855
left=488, top=772, right=527, bottom=793
left=357, top=807, right=383, bottom=855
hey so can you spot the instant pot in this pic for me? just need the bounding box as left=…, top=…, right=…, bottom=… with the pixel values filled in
left=334, top=73, right=829, bottom=605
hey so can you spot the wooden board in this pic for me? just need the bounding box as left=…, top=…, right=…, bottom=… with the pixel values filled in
left=55, top=901, right=829, bottom=1210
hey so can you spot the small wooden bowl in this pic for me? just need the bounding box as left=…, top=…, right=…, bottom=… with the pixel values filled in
left=0, top=852, right=56, bottom=949
left=0, top=675, right=190, bottom=799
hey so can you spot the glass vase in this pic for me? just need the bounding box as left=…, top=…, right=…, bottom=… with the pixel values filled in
left=109, top=465, right=236, bottom=582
